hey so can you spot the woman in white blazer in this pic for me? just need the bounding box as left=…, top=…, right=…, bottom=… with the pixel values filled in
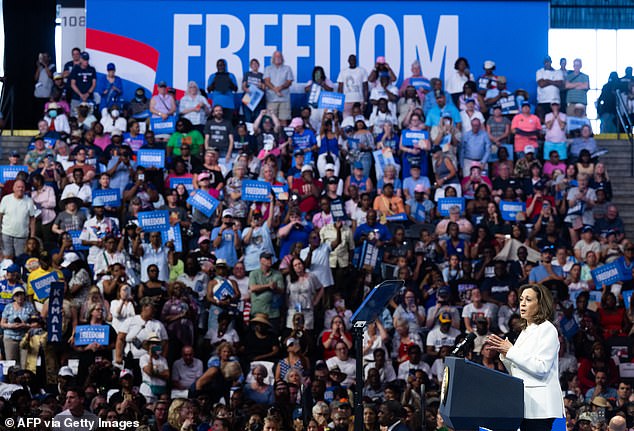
left=487, top=283, right=565, bottom=431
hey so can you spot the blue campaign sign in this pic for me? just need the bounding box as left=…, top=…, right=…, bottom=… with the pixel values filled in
left=170, top=176, right=194, bottom=192
left=591, top=257, right=632, bottom=289
left=161, top=223, right=183, bottom=252
left=317, top=91, right=345, bottom=110
left=331, top=198, right=347, bottom=221
left=409, top=77, right=431, bottom=91
left=137, top=149, right=165, bottom=168
left=85, top=1, right=547, bottom=106
left=47, top=282, right=65, bottom=343
left=0, top=165, right=28, bottom=183
left=244, top=86, right=264, bottom=111
left=150, top=115, right=176, bottom=134
left=242, top=180, right=271, bottom=202
left=31, top=271, right=59, bottom=300
left=214, top=280, right=235, bottom=301
left=68, top=230, right=89, bottom=251
left=138, top=210, right=170, bottom=232
left=92, top=188, right=122, bottom=207
left=438, top=197, right=465, bottom=216
left=401, top=130, right=429, bottom=148
left=500, top=201, right=526, bottom=221
left=75, top=325, right=110, bottom=346
left=187, top=190, right=220, bottom=217
left=386, top=213, right=408, bottom=222
left=271, top=184, right=289, bottom=200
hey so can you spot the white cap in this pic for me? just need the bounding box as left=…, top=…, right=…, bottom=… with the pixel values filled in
left=325, top=163, right=335, bottom=171
left=58, top=366, right=75, bottom=377
left=61, top=252, right=80, bottom=268
left=484, top=60, right=495, bottom=69
left=222, top=209, right=233, bottom=218
left=301, top=165, right=313, bottom=173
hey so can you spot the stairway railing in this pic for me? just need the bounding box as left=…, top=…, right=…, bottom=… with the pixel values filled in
left=615, top=90, right=634, bottom=176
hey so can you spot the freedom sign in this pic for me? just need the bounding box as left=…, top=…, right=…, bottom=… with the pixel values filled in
left=31, top=271, right=59, bottom=300
left=0, top=165, right=28, bottom=183
left=500, top=201, right=526, bottom=221
left=242, top=180, right=271, bottom=202
left=93, top=188, right=122, bottom=207
left=401, top=130, right=429, bottom=148
left=138, top=210, right=170, bottom=231
left=591, top=257, right=633, bottom=289
left=150, top=115, right=176, bottom=134
left=68, top=230, right=89, bottom=251
left=317, top=91, right=345, bottom=111
left=437, top=197, right=465, bottom=216
left=271, top=184, right=288, bottom=200
left=187, top=190, right=220, bottom=217
left=170, top=176, right=194, bottom=192
left=137, top=149, right=165, bottom=168
left=75, top=325, right=110, bottom=346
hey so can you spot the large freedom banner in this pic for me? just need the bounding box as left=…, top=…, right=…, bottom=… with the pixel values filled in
left=85, top=0, right=548, bottom=101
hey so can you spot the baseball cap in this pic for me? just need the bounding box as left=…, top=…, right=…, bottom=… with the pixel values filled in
left=58, top=366, right=75, bottom=377
left=158, top=81, right=167, bottom=88
left=216, top=259, right=228, bottom=267
left=524, top=145, right=536, bottom=154
left=286, top=337, right=299, bottom=347
left=438, top=311, right=452, bottom=323
left=53, top=73, right=63, bottom=80
left=107, top=62, right=116, bottom=71
left=197, top=172, right=210, bottom=182
left=582, top=225, right=594, bottom=234
left=9, top=151, right=19, bottom=158
left=430, top=145, right=442, bottom=154
left=544, top=55, right=552, bottom=62
left=327, top=176, right=338, bottom=185
left=12, top=286, right=25, bottom=296
left=325, top=163, right=335, bottom=172
left=110, top=128, right=123, bottom=137
left=577, top=412, right=593, bottom=423
left=437, top=285, right=451, bottom=299
left=120, top=369, right=133, bottom=379
left=260, top=251, right=273, bottom=260
left=483, top=60, right=495, bottom=69
left=541, top=245, right=555, bottom=253
left=353, top=162, right=363, bottom=170
left=414, top=184, right=425, bottom=193
left=197, top=235, right=210, bottom=244
left=293, top=149, right=304, bottom=157
left=289, top=117, right=303, bottom=128
left=61, top=252, right=80, bottom=268
left=6, top=264, right=19, bottom=274
left=301, top=165, right=313, bottom=174
left=80, top=52, right=90, bottom=60
left=521, top=101, right=531, bottom=107
left=222, top=209, right=233, bottom=218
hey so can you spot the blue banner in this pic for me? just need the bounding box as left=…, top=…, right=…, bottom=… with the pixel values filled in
left=0, top=165, right=28, bottom=183
left=401, top=130, right=429, bottom=148
left=214, top=280, right=235, bottom=301
left=85, top=1, right=547, bottom=107
left=409, top=77, right=431, bottom=91
left=386, top=213, right=408, bottom=222
left=31, top=271, right=59, bottom=300
left=242, top=180, right=271, bottom=202
left=75, top=325, right=110, bottom=346
left=271, top=184, right=289, bottom=200
left=591, top=257, right=632, bottom=289
left=138, top=210, right=170, bottom=232
left=356, top=241, right=383, bottom=271
left=161, top=223, right=183, bottom=252
left=47, top=282, right=65, bottom=343
left=150, top=115, right=176, bottom=134
left=438, top=197, right=465, bottom=216
left=500, top=201, right=526, bottom=221
left=170, top=177, right=194, bottom=192
left=137, top=149, right=165, bottom=168
left=186, top=190, right=220, bottom=217
left=331, top=198, right=347, bottom=221
left=68, top=230, right=89, bottom=251
left=317, top=91, right=345, bottom=111
left=92, top=188, right=122, bottom=207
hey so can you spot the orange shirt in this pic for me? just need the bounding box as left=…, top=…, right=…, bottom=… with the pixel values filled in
left=373, top=194, right=405, bottom=220
left=511, top=113, right=542, bottom=152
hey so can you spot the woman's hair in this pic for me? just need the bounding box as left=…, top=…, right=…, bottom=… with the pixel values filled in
left=462, top=81, right=477, bottom=93
left=253, top=364, right=268, bottom=378
left=446, top=221, right=458, bottom=235
left=311, top=66, right=327, bottom=82
left=454, top=56, right=470, bottom=70
left=216, top=341, right=235, bottom=356
left=518, top=284, right=554, bottom=329
left=288, top=257, right=305, bottom=283
left=600, top=291, right=617, bottom=309
left=167, top=399, right=190, bottom=429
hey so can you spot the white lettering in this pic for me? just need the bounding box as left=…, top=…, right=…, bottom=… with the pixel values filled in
left=205, top=14, right=245, bottom=84
left=282, top=15, right=312, bottom=81
left=314, top=15, right=356, bottom=80
left=359, top=14, right=401, bottom=78
left=249, top=14, right=279, bottom=72
left=173, top=14, right=203, bottom=93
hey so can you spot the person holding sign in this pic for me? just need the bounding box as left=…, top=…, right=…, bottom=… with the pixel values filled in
left=211, top=210, right=242, bottom=267
left=206, top=259, right=239, bottom=333
left=72, top=303, right=116, bottom=386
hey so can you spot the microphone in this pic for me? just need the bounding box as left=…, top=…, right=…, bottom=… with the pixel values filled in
left=450, top=332, right=476, bottom=356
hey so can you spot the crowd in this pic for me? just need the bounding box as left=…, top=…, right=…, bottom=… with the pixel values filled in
left=9, top=46, right=633, bottom=431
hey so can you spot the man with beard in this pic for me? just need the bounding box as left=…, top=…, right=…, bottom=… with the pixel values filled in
left=204, top=105, right=234, bottom=163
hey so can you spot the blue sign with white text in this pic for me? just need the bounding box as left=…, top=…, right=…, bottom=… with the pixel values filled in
left=0, top=166, right=28, bottom=183
left=161, top=223, right=183, bottom=252
left=75, top=325, right=110, bottom=346
left=85, top=1, right=548, bottom=107
left=438, top=197, right=465, bottom=216
left=138, top=210, right=170, bottom=232
left=31, top=271, right=59, bottom=300
left=92, top=188, right=122, bottom=207
left=401, top=130, right=429, bottom=148
left=318, top=92, right=345, bottom=111
left=242, top=180, right=271, bottom=202
left=591, top=257, right=632, bottom=289
left=187, top=191, right=220, bottom=217
left=47, top=282, right=65, bottom=343
left=137, top=149, right=165, bottom=168
left=68, top=230, right=89, bottom=251
left=500, top=201, right=526, bottom=221
left=170, top=177, right=194, bottom=192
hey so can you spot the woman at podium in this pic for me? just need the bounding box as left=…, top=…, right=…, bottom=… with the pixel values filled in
left=487, top=284, right=564, bottom=431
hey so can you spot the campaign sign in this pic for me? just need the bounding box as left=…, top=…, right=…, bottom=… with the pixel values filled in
left=170, top=176, right=194, bottom=192
left=150, top=115, right=176, bottom=134
left=409, top=78, right=431, bottom=91
left=500, top=201, right=526, bottom=221
left=187, top=191, right=220, bottom=217
left=47, top=282, right=65, bottom=343
left=591, top=257, right=632, bottom=289
left=92, top=188, right=122, bottom=207
left=242, top=180, right=271, bottom=202
left=317, top=91, right=345, bottom=111
left=161, top=223, right=183, bottom=252
left=386, top=213, right=408, bottom=222
left=68, top=230, right=89, bottom=251
left=569, top=289, right=602, bottom=308
left=437, top=197, right=465, bottom=216
left=75, top=325, right=110, bottom=346
left=271, top=184, right=288, bottom=200
left=331, top=198, right=347, bottom=221
left=0, top=165, right=28, bottom=183
left=243, top=85, right=264, bottom=111
left=138, top=210, right=170, bottom=232
left=357, top=241, right=383, bottom=271
left=214, top=280, right=235, bottom=301
left=401, top=130, right=429, bottom=148
left=31, top=271, right=59, bottom=300
left=373, top=149, right=399, bottom=180
left=137, top=149, right=166, bottom=168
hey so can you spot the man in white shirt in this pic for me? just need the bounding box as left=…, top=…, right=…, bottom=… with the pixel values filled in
left=337, top=54, right=368, bottom=119
left=53, top=387, right=99, bottom=431
left=79, top=197, right=120, bottom=268
left=0, top=180, right=37, bottom=259
left=172, top=345, right=203, bottom=390
left=536, top=55, right=564, bottom=121
left=326, top=341, right=356, bottom=386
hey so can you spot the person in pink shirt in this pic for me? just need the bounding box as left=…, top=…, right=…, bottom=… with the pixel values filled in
left=511, top=101, right=542, bottom=155
left=543, top=151, right=567, bottom=179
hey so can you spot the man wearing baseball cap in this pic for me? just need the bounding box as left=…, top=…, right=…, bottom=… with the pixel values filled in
left=68, top=51, right=97, bottom=114
left=529, top=245, right=564, bottom=284
left=210, top=209, right=241, bottom=267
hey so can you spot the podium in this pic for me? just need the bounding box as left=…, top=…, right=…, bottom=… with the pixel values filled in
left=439, top=357, right=524, bottom=431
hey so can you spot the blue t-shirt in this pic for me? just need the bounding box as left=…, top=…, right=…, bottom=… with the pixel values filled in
left=354, top=222, right=392, bottom=244
left=403, top=176, right=431, bottom=198
left=292, top=130, right=317, bottom=163
left=529, top=264, right=563, bottom=283
left=211, top=226, right=239, bottom=267
left=425, top=104, right=461, bottom=128
left=279, top=223, right=311, bottom=259
left=206, top=72, right=238, bottom=109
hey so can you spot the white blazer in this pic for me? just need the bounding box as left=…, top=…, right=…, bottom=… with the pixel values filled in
left=500, top=321, right=565, bottom=419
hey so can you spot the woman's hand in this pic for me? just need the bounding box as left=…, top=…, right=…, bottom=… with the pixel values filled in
left=487, top=334, right=513, bottom=355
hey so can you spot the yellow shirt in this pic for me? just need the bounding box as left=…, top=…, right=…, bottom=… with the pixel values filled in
left=27, top=268, right=64, bottom=302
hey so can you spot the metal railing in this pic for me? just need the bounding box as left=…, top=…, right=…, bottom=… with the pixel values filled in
left=615, top=89, right=634, bottom=176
